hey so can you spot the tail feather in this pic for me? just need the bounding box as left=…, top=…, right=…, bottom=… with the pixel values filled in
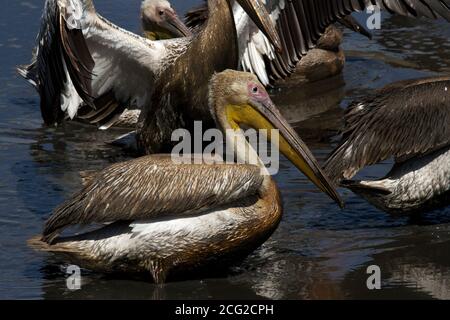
left=28, top=235, right=83, bottom=254
left=17, top=63, right=39, bottom=88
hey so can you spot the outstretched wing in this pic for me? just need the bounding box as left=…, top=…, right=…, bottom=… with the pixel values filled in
left=324, top=76, right=450, bottom=184
left=43, top=155, right=264, bottom=243
left=19, top=0, right=187, bottom=126
left=185, top=0, right=373, bottom=85
left=243, top=0, right=450, bottom=85
left=18, top=0, right=94, bottom=125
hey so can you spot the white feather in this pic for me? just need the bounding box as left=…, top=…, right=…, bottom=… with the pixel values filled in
left=60, top=61, right=83, bottom=119
left=53, top=0, right=186, bottom=121
left=233, top=0, right=286, bottom=85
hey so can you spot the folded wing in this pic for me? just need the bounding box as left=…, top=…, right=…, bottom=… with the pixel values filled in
left=43, top=155, right=264, bottom=242
left=324, top=76, right=450, bottom=184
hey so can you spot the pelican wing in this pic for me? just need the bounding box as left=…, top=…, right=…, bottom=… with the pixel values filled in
left=185, top=1, right=209, bottom=33
left=236, top=0, right=450, bottom=85
left=42, top=155, right=264, bottom=242
left=19, top=0, right=185, bottom=126
left=18, top=0, right=94, bottom=125
left=324, top=76, right=450, bottom=184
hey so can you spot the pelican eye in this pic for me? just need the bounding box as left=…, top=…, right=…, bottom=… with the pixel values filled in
left=159, top=10, right=165, bottom=16
left=252, top=86, right=258, bottom=94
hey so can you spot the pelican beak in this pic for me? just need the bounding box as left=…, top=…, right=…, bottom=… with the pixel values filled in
left=162, top=11, right=193, bottom=38
left=226, top=96, right=344, bottom=208
left=236, top=0, right=282, bottom=52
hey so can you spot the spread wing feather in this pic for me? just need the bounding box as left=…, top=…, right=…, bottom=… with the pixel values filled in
left=19, top=0, right=187, bottom=127
left=186, top=0, right=450, bottom=85
left=17, top=0, right=94, bottom=125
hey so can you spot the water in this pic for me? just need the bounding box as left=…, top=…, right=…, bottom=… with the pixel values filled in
left=0, top=0, right=449, bottom=300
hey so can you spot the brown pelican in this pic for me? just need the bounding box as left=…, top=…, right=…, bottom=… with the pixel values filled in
left=324, top=76, right=450, bottom=213
left=140, top=0, right=192, bottom=40
left=19, top=1, right=450, bottom=150
left=29, top=70, right=343, bottom=283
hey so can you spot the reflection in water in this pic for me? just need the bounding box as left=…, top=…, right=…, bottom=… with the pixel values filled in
left=273, top=75, right=345, bottom=125
left=340, top=228, right=450, bottom=299
left=0, top=1, right=450, bottom=299
left=391, top=264, right=450, bottom=299
left=378, top=16, right=450, bottom=73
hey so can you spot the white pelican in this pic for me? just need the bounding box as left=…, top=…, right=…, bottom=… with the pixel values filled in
left=324, top=76, right=450, bottom=213
left=29, top=70, right=343, bottom=283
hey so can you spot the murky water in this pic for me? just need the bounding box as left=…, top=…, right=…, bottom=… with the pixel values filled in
left=0, top=0, right=449, bottom=300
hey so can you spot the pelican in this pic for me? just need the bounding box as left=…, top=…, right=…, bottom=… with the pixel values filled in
left=140, top=0, right=192, bottom=40
left=29, top=70, right=343, bottom=283
left=185, top=1, right=373, bottom=38
left=18, top=0, right=280, bottom=127
left=324, top=76, right=450, bottom=213
left=19, top=1, right=450, bottom=151
left=182, top=0, right=449, bottom=86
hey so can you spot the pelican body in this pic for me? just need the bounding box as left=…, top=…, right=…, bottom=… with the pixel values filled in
left=325, top=77, right=450, bottom=213
left=343, top=147, right=450, bottom=213
left=29, top=70, right=342, bottom=283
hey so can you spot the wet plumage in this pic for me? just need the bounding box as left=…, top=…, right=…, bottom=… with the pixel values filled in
left=182, top=0, right=450, bottom=85
left=325, top=76, right=450, bottom=213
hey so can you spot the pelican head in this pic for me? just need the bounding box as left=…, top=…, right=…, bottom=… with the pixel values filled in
left=210, top=70, right=343, bottom=207
left=141, top=0, right=192, bottom=40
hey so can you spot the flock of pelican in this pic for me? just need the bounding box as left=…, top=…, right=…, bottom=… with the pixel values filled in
left=20, top=0, right=450, bottom=282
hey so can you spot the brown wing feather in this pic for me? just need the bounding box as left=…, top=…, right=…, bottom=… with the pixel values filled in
left=18, top=0, right=94, bottom=125
left=324, top=76, right=450, bottom=184
left=43, top=156, right=264, bottom=243
left=266, top=0, right=450, bottom=82
left=59, top=13, right=95, bottom=108
left=337, top=15, right=372, bottom=39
